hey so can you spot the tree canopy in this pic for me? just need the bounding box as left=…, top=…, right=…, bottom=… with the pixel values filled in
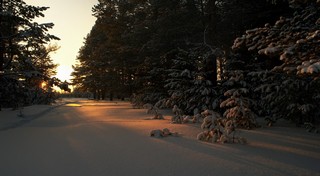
left=0, top=0, right=65, bottom=109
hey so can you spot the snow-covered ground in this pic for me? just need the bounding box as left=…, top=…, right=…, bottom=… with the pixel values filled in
left=0, top=98, right=319, bottom=176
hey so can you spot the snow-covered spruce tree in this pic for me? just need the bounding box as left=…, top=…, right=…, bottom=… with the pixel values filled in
left=248, top=70, right=318, bottom=127
left=164, top=47, right=221, bottom=115
left=164, top=48, right=197, bottom=113
left=232, top=1, right=320, bottom=127
left=219, top=53, right=258, bottom=129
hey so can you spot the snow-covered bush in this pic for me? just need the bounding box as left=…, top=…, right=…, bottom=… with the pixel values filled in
left=142, top=103, right=164, bottom=120
left=150, top=128, right=178, bottom=138
left=197, top=109, right=247, bottom=144
left=171, top=105, right=184, bottom=123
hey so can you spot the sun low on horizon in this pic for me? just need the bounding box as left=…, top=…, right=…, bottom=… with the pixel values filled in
left=55, top=65, right=73, bottom=82
left=24, top=0, right=98, bottom=82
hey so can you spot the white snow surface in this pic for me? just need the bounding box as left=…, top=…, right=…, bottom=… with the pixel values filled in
left=0, top=98, right=319, bottom=176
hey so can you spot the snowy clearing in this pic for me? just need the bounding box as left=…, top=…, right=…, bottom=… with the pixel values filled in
left=0, top=98, right=319, bottom=176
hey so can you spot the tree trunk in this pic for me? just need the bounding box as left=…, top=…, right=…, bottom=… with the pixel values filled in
left=109, top=92, right=113, bottom=101
left=204, top=54, right=217, bottom=86
left=0, top=0, right=4, bottom=77
left=0, top=0, right=4, bottom=111
left=101, top=89, right=106, bottom=100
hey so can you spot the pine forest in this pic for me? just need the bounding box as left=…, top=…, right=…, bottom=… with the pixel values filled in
left=1, top=0, right=320, bottom=130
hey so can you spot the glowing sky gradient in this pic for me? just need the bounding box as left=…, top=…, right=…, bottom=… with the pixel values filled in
left=24, top=0, right=98, bottom=81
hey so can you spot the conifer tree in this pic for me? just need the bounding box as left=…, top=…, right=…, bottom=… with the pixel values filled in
left=0, top=0, right=60, bottom=109
left=231, top=0, right=320, bottom=126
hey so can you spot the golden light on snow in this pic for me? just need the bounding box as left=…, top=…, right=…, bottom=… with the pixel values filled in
left=65, top=103, right=82, bottom=107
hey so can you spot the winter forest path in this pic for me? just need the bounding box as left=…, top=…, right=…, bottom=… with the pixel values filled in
left=0, top=98, right=319, bottom=176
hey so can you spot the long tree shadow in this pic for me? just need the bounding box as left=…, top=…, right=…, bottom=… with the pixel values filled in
left=0, top=104, right=65, bottom=131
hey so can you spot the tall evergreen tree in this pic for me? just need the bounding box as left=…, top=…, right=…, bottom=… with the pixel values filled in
left=0, top=0, right=60, bottom=109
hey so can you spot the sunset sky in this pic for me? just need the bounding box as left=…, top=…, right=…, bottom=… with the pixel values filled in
left=24, top=0, right=98, bottom=82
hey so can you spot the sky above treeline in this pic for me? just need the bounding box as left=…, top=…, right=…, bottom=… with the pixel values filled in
left=24, top=0, right=98, bottom=82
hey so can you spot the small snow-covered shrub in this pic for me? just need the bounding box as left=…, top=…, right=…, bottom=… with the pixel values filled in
left=197, top=109, right=247, bottom=144
left=142, top=103, right=164, bottom=120
left=171, top=105, right=184, bottom=123
left=150, top=128, right=178, bottom=138
left=143, top=103, right=154, bottom=114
